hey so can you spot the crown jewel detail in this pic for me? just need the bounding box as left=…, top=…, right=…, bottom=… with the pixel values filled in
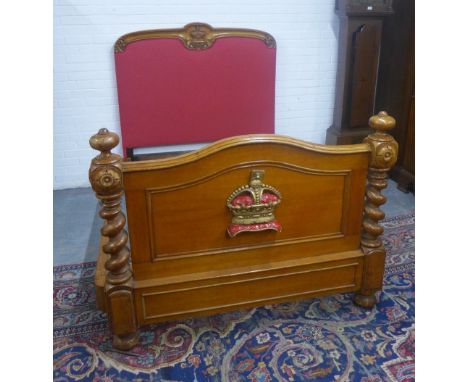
left=226, top=170, right=282, bottom=237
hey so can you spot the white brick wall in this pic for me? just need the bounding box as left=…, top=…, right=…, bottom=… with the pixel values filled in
left=54, top=0, right=339, bottom=189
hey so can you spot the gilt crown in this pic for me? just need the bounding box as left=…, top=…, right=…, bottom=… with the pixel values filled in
left=226, top=170, right=281, bottom=226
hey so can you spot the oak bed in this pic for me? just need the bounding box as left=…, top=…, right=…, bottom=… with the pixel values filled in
left=87, top=24, right=398, bottom=351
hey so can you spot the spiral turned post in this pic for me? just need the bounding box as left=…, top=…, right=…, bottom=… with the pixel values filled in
left=354, top=111, right=398, bottom=308
left=361, top=111, right=399, bottom=248
left=89, top=129, right=139, bottom=350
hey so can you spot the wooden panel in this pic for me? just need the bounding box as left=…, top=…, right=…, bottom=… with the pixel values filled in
left=326, top=6, right=392, bottom=144
left=134, top=255, right=363, bottom=325
left=132, top=235, right=362, bottom=281
left=146, top=165, right=349, bottom=258
left=122, top=135, right=369, bottom=279
left=349, top=21, right=382, bottom=128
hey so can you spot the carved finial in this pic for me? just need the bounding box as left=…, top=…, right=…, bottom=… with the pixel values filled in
left=368, top=111, right=396, bottom=133
left=89, top=128, right=119, bottom=155
left=364, top=111, right=398, bottom=170
left=89, top=129, right=122, bottom=195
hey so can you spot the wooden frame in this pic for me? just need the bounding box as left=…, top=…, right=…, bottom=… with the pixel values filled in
left=89, top=112, right=398, bottom=350
left=114, top=22, right=276, bottom=52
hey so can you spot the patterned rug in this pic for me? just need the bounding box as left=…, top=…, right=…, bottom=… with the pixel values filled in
left=53, top=213, right=414, bottom=382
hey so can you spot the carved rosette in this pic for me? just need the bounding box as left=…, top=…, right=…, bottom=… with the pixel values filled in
left=361, top=112, right=398, bottom=249
left=89, top=166, right=122, bottom=195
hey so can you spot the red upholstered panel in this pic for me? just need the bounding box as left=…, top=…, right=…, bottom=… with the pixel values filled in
left=115, top=37, right=276, bottom=156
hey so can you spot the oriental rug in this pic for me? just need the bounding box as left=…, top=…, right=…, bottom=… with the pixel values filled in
left=53, top=212, right=414, bottom=382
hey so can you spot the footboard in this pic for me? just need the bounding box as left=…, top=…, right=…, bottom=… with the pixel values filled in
left=125, top=134, right=370, bottom=322
left=89, top=112, right=398, bottom=350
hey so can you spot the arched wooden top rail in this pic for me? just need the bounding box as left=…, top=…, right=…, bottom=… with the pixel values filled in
left=121, top=134, right=371, bottom=172
left=115, top=22, right=276, bottom=52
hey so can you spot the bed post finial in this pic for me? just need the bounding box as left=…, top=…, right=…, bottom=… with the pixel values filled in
left=354, top=111, right=399, bottom=309
left=89, top=129, right=139, bottom=350
left=361, top=111, right=398, bottom=248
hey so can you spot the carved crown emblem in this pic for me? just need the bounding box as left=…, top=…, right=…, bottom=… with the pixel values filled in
left=186, top=23, right=212, bottom=49
left=226, top=170, right=282, bottom=237
left=189, top=24, right=207, bottom=39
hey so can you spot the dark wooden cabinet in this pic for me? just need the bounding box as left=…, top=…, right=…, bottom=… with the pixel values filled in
left=327, top=0, right=414, bottom=193
left=326, top=0, right=394, bottom=145
left=375, top=0, right=414, bottom=192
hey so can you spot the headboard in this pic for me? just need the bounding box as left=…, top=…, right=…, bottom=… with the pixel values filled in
left=114, top=23, right=277, bottom=158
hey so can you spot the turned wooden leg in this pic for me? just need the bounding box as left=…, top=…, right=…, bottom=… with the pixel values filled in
left=355, top=112, right=398, bottom=308
left=89, top=129, right=139, bottom=350
left=113, top=333, right=139, bottom=351
left=354, top=247, right=386, bottom=309
left=106, top=287, right=139, bottom=350
left=353, top=292, right=377, bottom=308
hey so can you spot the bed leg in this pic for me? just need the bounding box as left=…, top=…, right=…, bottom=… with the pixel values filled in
left=354, top=292, right=377, bottom=308
left=354, top=112, right=398, bottom=309
left=89, top=128, right=139, bottom=350
left=354, top=247, right=385, bottom=309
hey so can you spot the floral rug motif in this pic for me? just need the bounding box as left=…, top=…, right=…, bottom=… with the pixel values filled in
left=53, top=213, right=414, bottom=382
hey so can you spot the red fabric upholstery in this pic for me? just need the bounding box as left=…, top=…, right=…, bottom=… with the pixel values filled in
left=115, top=37, right=276, bottom=157
left=231, top=191, right=279, bottom=207
left=227, top=221, right=282, bottom=238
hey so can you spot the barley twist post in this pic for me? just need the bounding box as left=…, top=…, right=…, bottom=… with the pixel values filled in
left=354, top=111, right=399, bottom=308
left=89, top=128, right=139, bottom=350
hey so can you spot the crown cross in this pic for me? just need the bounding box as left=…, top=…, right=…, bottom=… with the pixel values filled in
left=190, top=25, right=206, bottom=39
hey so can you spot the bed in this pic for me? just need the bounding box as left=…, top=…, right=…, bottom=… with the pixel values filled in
left=88, top=24, right=398, bottom=350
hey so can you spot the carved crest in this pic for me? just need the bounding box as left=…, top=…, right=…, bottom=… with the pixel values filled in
left=114, top=23, right=276, bottom=53
left=226, top=170, right=282, bottom=237
left=186, top=23, right=212, bottom=49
